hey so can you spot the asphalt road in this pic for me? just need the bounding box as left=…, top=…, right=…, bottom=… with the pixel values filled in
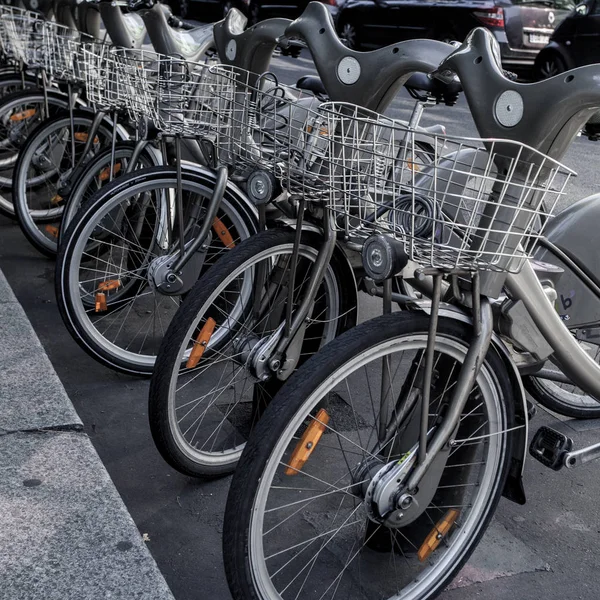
left=2, top=52, right=600, bottom=600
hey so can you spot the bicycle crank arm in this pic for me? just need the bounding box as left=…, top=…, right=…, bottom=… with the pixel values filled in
left=564, top=441, right=600, bottom=469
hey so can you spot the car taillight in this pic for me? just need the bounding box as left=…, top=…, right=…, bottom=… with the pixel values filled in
left=317, top=0, right=337, bottom=5
left=473, top=6, right=505, bottom=28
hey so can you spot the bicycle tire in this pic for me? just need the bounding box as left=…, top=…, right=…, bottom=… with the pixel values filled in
left=149, top=228, right=358, bottom=478
left=224, top=311, right=515, bottom=600
left=56, top=166, right=258, bottom=375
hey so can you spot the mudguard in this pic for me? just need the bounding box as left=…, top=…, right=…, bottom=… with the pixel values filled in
left=535, top=192, right=600, bottom=328
left=413, top=302, right=528, bottom=504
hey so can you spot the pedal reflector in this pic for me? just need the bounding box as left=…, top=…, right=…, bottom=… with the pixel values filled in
left=50, top=194, right=63, bottom=206
left=418, top=509, right=460, bottom=562
left=285, top=409, right=330, bottom=476
left=529, top=426, right=573, bottom=471
left=212, top=217, right=235, bottom=249
left=186, top=317, right=216, bottom=369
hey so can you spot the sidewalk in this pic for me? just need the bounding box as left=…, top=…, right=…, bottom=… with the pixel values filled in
left=0, top=270, right=175, bottom=600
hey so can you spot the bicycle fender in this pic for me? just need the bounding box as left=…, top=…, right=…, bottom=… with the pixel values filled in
left=413, top=301, right=527, bottom=505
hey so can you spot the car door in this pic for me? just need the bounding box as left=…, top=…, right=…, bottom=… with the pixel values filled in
left=357, top=0, right=401, bottom=47
left=571, top=0, right=600, bottom=64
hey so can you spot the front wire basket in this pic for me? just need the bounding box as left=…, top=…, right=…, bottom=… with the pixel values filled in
left=42, top=22, right=87, bottom=84
left=283, top=101, right=576, bottom=274
left=3, top=7, right=45, bottom=68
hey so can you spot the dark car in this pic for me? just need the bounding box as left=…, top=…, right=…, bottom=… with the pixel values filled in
left=170, top=0, right=339, bottom=23
left=335, top=0, right=575, bottom=74
left=534, top=0, right=600, bottom=79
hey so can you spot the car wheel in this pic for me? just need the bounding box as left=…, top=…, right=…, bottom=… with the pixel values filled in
left=437, top=30, right=458, bottom=44
left=536, top=52, right=566, bottom=80
left=173, top=0, right=189, bottom=17
left=339, top=22, right=359, bottom=49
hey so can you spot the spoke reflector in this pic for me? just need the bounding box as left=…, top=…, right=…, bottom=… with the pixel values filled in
left=98, top=162, right=122, bottom=181
left=212, top=217, right=235, bottom=248
left=45, top=225, right=59, bottom=238
left=417, top=508, right=460, bottom=562
left=50, top=194, right=63, bottom=205
left=285, top=409, right=330, bottom=476
left=74, top=133, right=100, bottom=144
left=186, top=317, right=216, bottom=369
left=97, top=279, right=121, bottom=292
left=10, top=108, right=36, bottom=122
left=95, top=292, right=107, bottom=312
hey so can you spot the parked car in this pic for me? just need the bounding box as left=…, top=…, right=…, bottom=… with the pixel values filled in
left=534, top=0, right=600, bottom=79
left=169, top=0, right=339, bottom=23
left=335, top=0, right=575, bottom=74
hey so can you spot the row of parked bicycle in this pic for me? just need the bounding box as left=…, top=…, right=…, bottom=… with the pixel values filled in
left=3, top=0, right=600, bottom=598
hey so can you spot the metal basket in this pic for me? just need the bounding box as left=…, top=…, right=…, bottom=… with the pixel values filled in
left=199, top=64, right=323, bottom=172
left=80, top=43, right=131, bottom=113
left=286, top=101, right=575, bottom=273
left=42, top=22, right=87, bottom=84
left=3, top=7, right=45, bottom=67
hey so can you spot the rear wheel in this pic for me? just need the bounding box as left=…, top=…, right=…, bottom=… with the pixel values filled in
left=149, top=229, right=357, bottom=478
left=224, top=312, right=515, bottom=600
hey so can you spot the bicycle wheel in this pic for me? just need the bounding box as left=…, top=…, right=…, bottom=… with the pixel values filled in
left=525, top=344, right=600, bottom=418
left=224, top=312, right=515, bottom=600
left=13, top=111, right=118, bottom=257
left=0, top=72, right=39, bottom=100
left=0, top=89, right=70, bottom=218
left=149, top=229, right=357, bottom=478
left=56, top=166, right=257, bottom=375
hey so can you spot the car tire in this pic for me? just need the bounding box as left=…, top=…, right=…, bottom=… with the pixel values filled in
left=437, top=30, right=459, bottom=44
left=535, top=51, right=566, bottom=80
left=174, top=0, right=189, bottom=18
left=247, top=1, right=259, bottom=24
left=339, top=21, right=359, bottom=49
left=221, top=0, right=234, bottom=17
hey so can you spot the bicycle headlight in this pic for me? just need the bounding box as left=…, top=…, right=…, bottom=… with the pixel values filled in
left=362, top=234, right=409, bottom=282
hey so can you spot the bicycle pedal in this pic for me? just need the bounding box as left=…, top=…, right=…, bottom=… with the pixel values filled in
left=529, top=426, right=573, bottom=471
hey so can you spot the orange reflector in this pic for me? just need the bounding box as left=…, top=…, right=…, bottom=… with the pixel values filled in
left=407, top=159, right=421, bottom=173
left=45, top=225, right=59, bottom=238
left=74, top=132, right=100, bottom=144
left=306, top=124, right=328, bottom=136
left=212, top=217, right=235, bottom=249
left=97, top=279, right=121, bottom=292
left=50, top=194, right=63, bottom=206
left=285, top=409, right=330, bottom=476
left=95, top=292, right=107, bottom=312
left=186, top=317, right=216, bottom=369
left=98, top=162, right=122, bottom=181
left=10, top=108, right=36, bottom=122
left=417, top=509, right=460, bottom=562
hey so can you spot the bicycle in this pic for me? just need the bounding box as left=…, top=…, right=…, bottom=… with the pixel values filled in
left=222, top=26, right=600, bottom=600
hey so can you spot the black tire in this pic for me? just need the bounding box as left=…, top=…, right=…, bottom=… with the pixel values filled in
left=224, top=312, right=515, bottom=600
left=13, top=111, right=120, bottom=258
left=535, top=51, right=566, bottom=81
left=524, top=372, right=600, bottom=419
left=55, top=166, right=258, bottom=376
left=0, top=88, right=70, bottom=219
left=149, top=228, right=358, bottom=478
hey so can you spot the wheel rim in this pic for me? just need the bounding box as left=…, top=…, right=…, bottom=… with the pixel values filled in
left=247, top=333, right=507, bottom=600
left=66, top=178, right=252, bottom=370
left=165, top=242, right=342, bottom=468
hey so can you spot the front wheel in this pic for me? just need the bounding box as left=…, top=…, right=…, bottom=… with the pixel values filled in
left=56, top=166, right=257, bottom=375
left=224, top=312, right=515, bottom=600
left=149, top=228, right=357, bottom=478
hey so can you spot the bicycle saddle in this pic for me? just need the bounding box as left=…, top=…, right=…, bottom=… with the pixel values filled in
left=129, top=1, right=214, bottom=62
left=284, top=2, right=455, bottom=113
left=435, top=27, right=600, bottom=161
left=213, top=9, right=290, bottom=77
left=95, top=0, right=146, bottom=49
